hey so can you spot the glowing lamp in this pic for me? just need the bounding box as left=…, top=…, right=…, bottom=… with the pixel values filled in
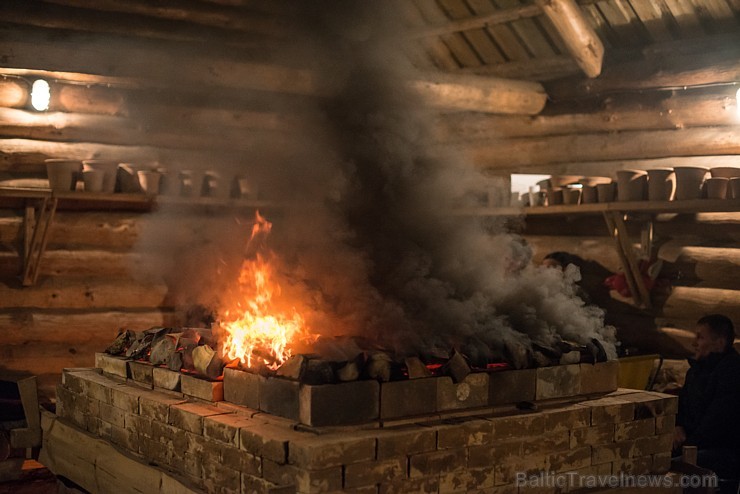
left=30, top=79, right=50, bottom=111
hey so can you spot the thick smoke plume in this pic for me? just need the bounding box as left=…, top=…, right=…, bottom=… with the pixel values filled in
left=136, top=0, right=617, bottom=366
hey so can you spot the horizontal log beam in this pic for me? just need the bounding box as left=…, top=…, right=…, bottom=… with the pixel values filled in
left=535, top=0, right=603, bottom=78
left=456, top=55, right=580, bottom=82
left=0, top=250, right=149, bottom=278
left=436, top=91, right=739, bottom=141
left=409, top=73, right=547, bottom=115
left=467, top=126, right=740, bottom=168
left=657, top=245, right=740, bottom=289
left=660, top=286, right=740, bottom=322
left=408, top=4, right=542, bottom=39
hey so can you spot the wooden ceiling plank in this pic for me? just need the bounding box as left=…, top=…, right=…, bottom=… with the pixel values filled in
left=662, top=0, right=705, bottom=35
left=592, top=0, right=646, bottom=46
left=492, top=0, right=559, bottom=58
left=690, top=0, right=737, bottom=28
left=408, top=1, right=542, bottom=38
left=466, top=0, right=533, bottom=61
left=626, top=0, right=675, bottom=42
left=414, top=0, right=485, bottom=67
left=401, top=1, right=461, bottom=69
left=437, top=0, right=507, bottom=63
left=536, top=0, right=605, bottom=76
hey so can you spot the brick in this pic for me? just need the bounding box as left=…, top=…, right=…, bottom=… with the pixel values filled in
left=614, top=417, right=655, bottom=441
left=489, top=414, right=545, bottom=440
left=493, top=454, right=548, bottom=485
left=378, top=476, right=439, bottom=494
left=655, top=414, right=676, bottom=434
left=438, top=419, right=494, bottom=449
left=298, top=380, right=379, bottom=427
left=203, top=460, right=240, bottom=494
left=85, top=416, right=110, bottom=439
left=125, top=413, right=153, bottom=437
left=170, top=402, right=227, bottom=434
left=613, top=454, right=653, bottom=475
left=181, top=374, right=224, bottom=402
left=634, top=433, right=673, bottom=457
left=139, top=392, right=187, bottom=422
left=111, top=425, right=138, bottom=452
left=439, top=467, right=494, bottom=493
left=437, top=373, right=489, bottom=411
left=205, top=413, right=254, bottom=446
left=570, top=424, right=614, bottom=448
left=151, top=420, right=189, bottom=451
left=535, top=364, right=580, bottom=400
left=288, top=435, right=376, bottom=469
left=241, top=423, right=303, bottom=464
left=111, top=385, right=142, bottom=414
left=260, top=378, right=300, bottom=421
left=95, top=353, right=129, bottom=378
left=263, top=460, right=342, bottom=493
left=543, top=404, right=590, bottom=432
left=377, top=427, right=436, bottom=460
left=153, top=367, right=182, bottom=391
left=380, top=378, right=438, bottom=419
left=468, top=440, right=521, bottom=468
left=178, top=452, right=204, bottom=480
left=100, top=402, right=125, bottom=428
left=624, top=391, right=678, bottom=419
left=488, top=369, right=536, bottom=405
left=139, top=437, right=175, bottom=466
left=222, top=446, right=261, bottom=475
left=547, top=446, right=591, bottom=473
left=592, top=440, right=635, bottom=464
left=588, top=397, right=635, bottom=425
left=345, top=458, right=406, bottom=488
left=579, top=360, right=619, bottom=395
left=521, top=430, right=569, bottom=456
left=241, top=474, right=295, bottom=494
left=224, top=367, right=262, bottom=409
left=129, top=361, right=154, bottom=388
left=409, top=448, right=466, bottom=478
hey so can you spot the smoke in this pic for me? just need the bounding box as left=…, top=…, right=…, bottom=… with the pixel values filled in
left=135, top=0, right=617, bottom=365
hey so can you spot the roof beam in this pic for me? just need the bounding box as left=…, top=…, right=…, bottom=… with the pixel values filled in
left=535, top=0, right=604, bottom=77
left=408, top=4, right=542, bottom=39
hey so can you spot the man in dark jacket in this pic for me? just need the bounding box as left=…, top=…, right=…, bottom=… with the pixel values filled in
left=674, top=314, right=740, bottom=480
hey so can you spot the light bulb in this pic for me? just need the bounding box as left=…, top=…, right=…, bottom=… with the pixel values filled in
left=30, top=79, right=50, bottom=111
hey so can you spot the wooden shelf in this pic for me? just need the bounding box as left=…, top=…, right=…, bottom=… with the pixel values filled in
left=453, top=198, right=740, bottom=217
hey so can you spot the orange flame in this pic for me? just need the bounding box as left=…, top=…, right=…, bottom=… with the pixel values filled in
left=220, top=212, right=314, bottom=369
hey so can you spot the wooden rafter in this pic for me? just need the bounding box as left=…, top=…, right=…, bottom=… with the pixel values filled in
left=408, top=4, right=542, bottom=39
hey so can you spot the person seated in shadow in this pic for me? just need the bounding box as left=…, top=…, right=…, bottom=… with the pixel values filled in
left=673, top=314, right=740, bottom=481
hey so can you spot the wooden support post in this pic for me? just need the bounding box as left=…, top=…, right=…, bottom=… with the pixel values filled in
left=603, top=212, right=644, bottom=309
left=535, top=0, right=604, bottom=77
left=22, top=197, right=58, bottom=286
left=604, top=212, right=653, bottom=309
left=9, top=376, right=41, bottom=449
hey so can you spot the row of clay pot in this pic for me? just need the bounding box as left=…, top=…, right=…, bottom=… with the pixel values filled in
left=44, top=159, right=257, bottom=199
left=533, top=167, right=740, bottom=206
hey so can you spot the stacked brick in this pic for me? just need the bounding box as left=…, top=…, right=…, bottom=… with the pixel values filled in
left=54, top=367, right=677, bottom=494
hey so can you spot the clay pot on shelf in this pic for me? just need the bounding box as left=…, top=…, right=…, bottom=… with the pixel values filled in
left=710, top=167, right=740, bottom=179
left=705, top=177, right=729, bottom=199
left=82, top=169, right=106, bottom=192
left=547, top=188, right=564, bottom=205
left=674, top=166, right=709, bottom=200
left=562, top=187, right=582, bottom=205
left=137, top=170, right=162, bottom=195
left=45, top=159, right=81, bottom=192
left=730, top=178, right=740, bottom=199
left=179, top=170, right=205, bottom=197
left=646, top=168, right=675, bottom=202
left=616, top=169, right=647, bottom=202
left=548, top=175, right=582, bottom=188
left=578, top=176, right=612, bottom=187
left=581, top=185, right=598, bottom=204
left=597, top=183, right=616, bottom=203
left=82, top=160, right=117, bottom=193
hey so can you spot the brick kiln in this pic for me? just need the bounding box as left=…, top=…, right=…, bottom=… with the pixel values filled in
left=40, top=351, right=679, bottom=494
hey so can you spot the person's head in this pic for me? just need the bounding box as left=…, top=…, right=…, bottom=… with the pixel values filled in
left=693, top=314, right=735, bottom=360
left=542, top=251, right=575, bottom=270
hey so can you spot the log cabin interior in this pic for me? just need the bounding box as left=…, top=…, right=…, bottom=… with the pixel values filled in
left=0, top=0, right=739, bottom=493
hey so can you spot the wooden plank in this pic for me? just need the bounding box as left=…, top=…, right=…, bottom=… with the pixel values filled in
left=456, top=54, right=580, bottom=80
left=593, top=0, right=645, bottom=47
left=401, top=0, right=460, bottom=70
left=437, top=0, right=507, bottom=64
left=414, top=0, right=483, bottom=67
left=467, top=126, right=740, bottom=168
left=662, top=0, right=704, bottom=35
left=603, top=212, right=644, bottom=308
left=0, top=250, right=151, bottom=278
left=612, top=212, right=652, bottom=308
left=493, top=0, right=558, bottom=58
left=628, top=0, right=674, bottom=42
left=408, top=1, right=542, bottom=38
left=536, top=0, right=605, bottom=77
left=466, top=0, right=532, bottom=62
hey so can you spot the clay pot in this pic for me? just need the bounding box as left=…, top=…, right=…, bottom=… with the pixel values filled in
left=581, top=185, right=598, bottom=204
left=179, top=170, right=205, bottom=197
left=82, top=169, right=105, bottom=192
left=548, top=175, right=582, bottom=188
left=705, top=177, right=729, bottom=199
left=562, top=187, right=582, bottom=205
left=647, top=168, right=675, bottom=202
left=597, top=183, right=616, bottom=203
left=137, top=170, right=162, bottom=195
left=710, top=167, right=740, bottom=179
left=674, top=166, right=709, bottom=200
left=202, top=171, right=230, bottom=199
left=730, top=178, right=740, bottom=200
left=82, top=160, right=117, bottom=193
left=578, top=176, right=612, bottom=187
left=547, top=188, right=564, bottom=205
left=616, top=169, right=647, bottom=202
left=45, top=159, right=81, bottom=191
